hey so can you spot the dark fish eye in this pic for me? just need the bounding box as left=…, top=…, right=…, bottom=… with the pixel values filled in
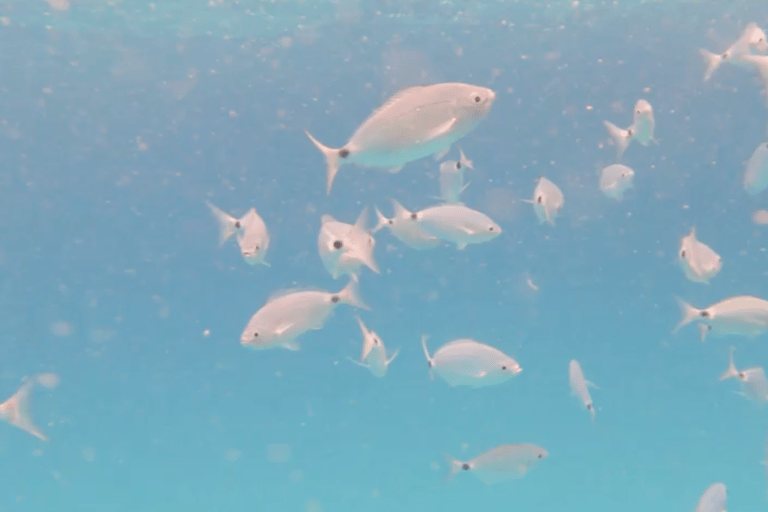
left=255, top=245, right=260, bottom=251
left=489, top=226, right=494, bottom=231
left=234, top=221, right=241, bottom=229
left=502, top=365, right=507, bottom=370
left=462, top=463, right=470, bottom=471
left=701, top=310, right=710, bottom=317
left=410, top=213, right=417, bottom=220
left=331, top=295, right=340, bottom=303
left=456, top=162, right=461, bottom=169
left=253, top=332, right=259, bottom=338
left=627, top=128, right=634, bottom=136
left=474, top=96, right=481, bottom=103
left=333, top=240, right=343, bottom=250
left=537, top=454, right=543, bottom=459
left=388, top=219, right=394, bottom=225
left=680, top=250, right=686, bottom=258
left=537, top=196, right=543, bottom=204
left=339, top=148, right=350, bottom=158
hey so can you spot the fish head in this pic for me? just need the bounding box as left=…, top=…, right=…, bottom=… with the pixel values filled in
left=500, top=358, right=522, bottom=376
left=749, top=26, right=768, bottom=52
left=240, top=241, right=265, bottom=265
left=240, top=323, right=272, bottom=349
left=455, top=85, right=496, bottom=120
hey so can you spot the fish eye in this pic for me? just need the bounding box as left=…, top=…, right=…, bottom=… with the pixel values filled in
left=587, top=404, right=593, bottom=410
left=456, top=162, right=461, bottom=169
left=680, top=250, right=686, bottom=259
left=537, top=454, right=543, bottom=459
left=489, top=226, right=495, bottom=231
left=627, top=128, right=634, bottom=136
left=339, top=148, right=350, bottom=158
left=722, top=52, right=729, bottom=59
left=474, top=96, right=481, bottom=103
left=462, top=463, right=470, bottom=471
left=331, top=295, right=340, bottom=303
left=388, top=219, right=394, bottom=225
left=333, top=240, right=343, bottom=250
left=502, top=365, right=507, bottom=370
left=234, top=221, right=241, bottom=229
left=254, top=245, right=260, bottom=251
left=536, top=196, right=543, bottom=204
left=253, top=332, right=259, bottom=338
left=410, top=213, right=417, bottom=220
left=700, top=310, right=710, bottom=318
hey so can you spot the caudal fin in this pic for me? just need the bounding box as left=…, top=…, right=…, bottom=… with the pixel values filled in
left=719, top=346, right=740, bottom=381
left=372, top=207, right=390, bottom=234
left=444, top=454, right=463, bottom=483
left=603, top=120, right=630, bottom=161
left=337, top=279, right=371, bottom=311
left=305, top=130, right=342, bottom=195
left=0, top=379, right=49, bottom=441
left=206, top=201, right=240, bottom=246
left=673, top=296, right=702, bottom=334
left=700, top=48, right=722, bottom=82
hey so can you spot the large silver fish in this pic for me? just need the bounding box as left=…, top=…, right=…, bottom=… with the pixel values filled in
left=305, top=83, right=495, bottom=194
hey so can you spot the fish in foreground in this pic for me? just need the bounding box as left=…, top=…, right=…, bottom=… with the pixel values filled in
left=744, top=141, right=768, bottom=195
left=674, top=295, right=768, bottom=342
left=695, top=482, right=726, bottom=512
left=603, top=99, right=656, bottom=160
left=347, top=316, right=399, bottom=378
left=412, top=203, right=501, bottom=250
left=700, top=22, right=768, bottom=81
left=568, top=359, right=597, bottom=421
left=719, top=346, right=768, bottom=404
left=372, top=199, right=441, bottom=250
left=318, top=207, right=379, bottom=279
left=240, top=280, right=370, bottom=351
left=599, top=164, right=634, bottom=200
left=436, top=148, right=473, bottom=203
left=0, top=373, right=60, bottom=441
left=305, top=82, right=496, bottom=194
left=421, top=336, right=521, bottom=388
left=678, top=227, right=722, bottom=284
left=206, top=201, right=270, bottom=266
left=445, top=443, right=548, bottom=485
left=523, top=176, right=564, bottom=226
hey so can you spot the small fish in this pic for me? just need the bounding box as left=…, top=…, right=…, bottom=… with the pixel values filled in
left=700, top=22, right=768, bottom=81
left=719, top=346, right=768, bottom=403
left=0, top=373, right=60, bottom=441
left=568, top=360, right=596, bottom=422
left=695, top=482, right=726, bottom=512
left=412, top=203, right=502, bottom=250
left=305, top=83, right=496, bottom=194
left=436, top=149, right=473, bottom=203
left=603, top=100, right=656, bottom=160
left=347, top=316, right=399, bottom=378
left=372, top=199, right=441, bottom=250
left=523, top=176, right=564, bottom=226
left=674, top=295, right=768, bottom=342
left=599, top=164, right=634, bottom=200
left=318, top=208, right=379, bottom=279
left=445, top=443, right=548, bottom=485
left=744, top=141, right=768, bottom=195
left=678, top=227, right=722, bottom=284
left=206, top=201, right=271, bottom=266
left=421, top=336, right=521, bottom=388
left=241, top=280, right=370, bottom=351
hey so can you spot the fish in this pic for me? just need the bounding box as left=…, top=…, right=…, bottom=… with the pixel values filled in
left=700, top=22, right=768, bottom=81
left=412, top=203, right=502, bottom=250
left=695, top=482, right=726, bottom=512
left=0, top=373, right=60, bottom=441
left=240, top=280, right=370, bottom=351
left=445, top=443, right=548, bottom=485
left=305, top=83, right=496, bottom=194
left=318, top=208, right=379, bottom=279
left=719, top=346, right=768, bottom=403
left=372, top=199, right=442, bottom=250
left=744, top=141, right=768, bottom=195
left=206, top=201, right=271, bottom=266
left=421, top=336, right=521, bottom=388
left=674, top=295, right=768, bottom=342
left=678, top=227, right=722, bottom=284
left=347, top=316, right=399, bottom=378
left=568, top=360, right=596, bottom=421
left=523, top=176, right=564, bottom=226
left=603, top=100, right=656, bottom=160
left=599, top=164, right=634, bottom=200
left=436, top=148, right=473, bottom=203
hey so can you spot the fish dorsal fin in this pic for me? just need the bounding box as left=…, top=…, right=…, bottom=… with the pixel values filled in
left=321, top=214, right=337, bottom=225
left=353, top=206, right=370, bottom=232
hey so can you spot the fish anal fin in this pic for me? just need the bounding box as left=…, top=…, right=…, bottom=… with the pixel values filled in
left=282, top=340, right=300, bottom=351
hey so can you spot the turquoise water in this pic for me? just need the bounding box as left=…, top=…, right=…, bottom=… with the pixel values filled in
left=1, top=0, right=768, bottom=511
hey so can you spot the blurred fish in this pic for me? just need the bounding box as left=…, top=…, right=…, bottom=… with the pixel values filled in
left=744, top=141, right=768, bottom=195
left=206, top=201, right=270, bottom=266
left=436, top=148, right=473, bottom=203
left=523, top=176, right=564, bottom=226
left=719, top=346, right=768, bottom=403
left=603, top=100, right=656, bottom=160
left=0, top=374, right=59, bottom=441
left=421, top=336, right=521, bottom=388
left=318, top=208, right=379, bottom=279
left=445, top=443, right=548, bottom=485
left=599, top=164, right=634, bottom=200
left=700, top=22, right=768, bottom=81
left=674, top=295, right=768, bottom=342
left=240, top=280, right=370, bottom=351
left=678, top=227, right=722, bottom=284
left=695, top=482, right=726, bottom=512
left=568, top=360, right=596, bottom=421
left=412, top=203, right=501, bottom=250
left=347, top=316, right=399, bottom=378
left=305, top=83, right=496, bottom=194
left=373, top=199, right=441, bottom=250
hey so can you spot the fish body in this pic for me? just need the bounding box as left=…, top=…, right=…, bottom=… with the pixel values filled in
left=599, top=164, right=634, bottom=200
left=695, top=482, right=727, bottom=512
left=568, top=360, right=596, bottom=421
left=744, top=142, right=768, bottom=195
left=305, top=83, right=496, bottom=193
left=372, top=199, right=441, bottom=250
left=206, top=202, right=270, bottom=266
left=421, top=336, right=521, bottom=388
left=446, top=443, right=548, bottom=485
left=413, top=203, right=501, bottom=250
left=525, top=176, right=564, bottom=225
left=240, top=280, right=369, bottom=351
left=675, top=295, right=768, bottom=341
left=678, top=227, right=722, bottom=284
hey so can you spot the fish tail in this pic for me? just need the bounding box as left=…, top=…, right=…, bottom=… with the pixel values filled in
left=372, top=206, right=389, bottom=234
left=337, top=279, right=371, bottom=311
left=443, top=454, right=462, bottom=483
left=421, top=335, right=435, bottom=380
left=699, top=48, right=721, bottom=82
left=304, top=130, right=341, bottom=195
left=205, top=201, right=239, bottom=246
left=718, top=346, right=740, bottom=381
left=603, top=120, right=630, bottom=161
left=673, top=296, right=702, bottom=334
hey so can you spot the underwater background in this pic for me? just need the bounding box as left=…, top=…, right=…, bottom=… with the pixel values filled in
left=1, top=0, right=767, bottom=511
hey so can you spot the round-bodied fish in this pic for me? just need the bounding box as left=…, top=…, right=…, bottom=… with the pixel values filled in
left=421, top=336, right=521, bottom=387
left=524, top=176, right=564, bottom=226
left=445, top=443, right=548, bottom=485
left=674, top=295, right=768, bottom=342
left=412, top=204, right=501, bottom=250
left=241, top=280, right=370, bottom=351
left=599, top=164, right=634, bottom=200
left=305, top=83, right=496, bottom=194
left=678, top=227, right=722, bottom=284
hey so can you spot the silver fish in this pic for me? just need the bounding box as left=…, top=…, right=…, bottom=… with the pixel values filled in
left=695, top=482, right=726, bottom=512
left=524, top=176, right=564, bottom=226
left=701, top=22, right=768, bottom=81
left=318, top=208, right=379, bottom=279
left=412, top=203, right=501, bottom=250
left=305, top=83, right=495, bottom=194
left=568, top=360, right=596, bottom=422
left=674, top=295, right=768, bottom=342
left=603, top=100, right=656, bottom=160
left=206, top=201, right=270, bottom=266
left=421, top=336, right=521, bottom=388
left=719, top=346, right=768, bottom=403
left=678, top=227, right=722, bottom=284
left=446, top=443, right=548, bottom=485
left=372, top=199, right=441, bottom=250
left=599, top=164, right=634, bottom=200
left=0, top=373, right=59, bottom=442
left=437, top=148, right=473, bottom=203
left=347, top=316, right=399, bottom=378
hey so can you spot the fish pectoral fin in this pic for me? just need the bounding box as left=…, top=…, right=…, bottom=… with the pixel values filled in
left=274, top=322, right=296, bottom=336
left=282, top=340, right=301, bottom=351
left=347, top=356, right=369, bottom=368
left=473, top=370, right=488, bottom=378
left=425, top=118, right=458, bottom=141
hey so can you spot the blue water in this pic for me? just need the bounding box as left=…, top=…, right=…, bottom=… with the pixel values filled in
left=1, top=0, right=768, bottom=511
